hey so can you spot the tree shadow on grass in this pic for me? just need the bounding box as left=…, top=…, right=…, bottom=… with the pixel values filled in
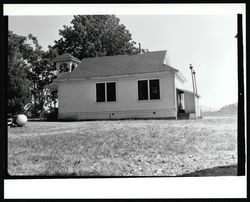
left=176, top=164, right=237, bottom=177
left=39, top=170, right=102, bottom=176
left=38, top=165, right=237, bottom=177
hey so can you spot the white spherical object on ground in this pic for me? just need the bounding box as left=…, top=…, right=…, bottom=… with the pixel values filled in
left=16, top=114, right=28, bottom=126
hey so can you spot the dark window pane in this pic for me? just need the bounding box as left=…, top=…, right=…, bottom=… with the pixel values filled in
left=59, top=63, right=69, bottom=73
left=71, top=64, right=76, bottom=71
left=138, top=80, right=148, bottom=100
left=96, top=83, right=105, bottom=102
left=150, top=79, right=160, bottom=99
left=107, top=82, right=116, bottom=102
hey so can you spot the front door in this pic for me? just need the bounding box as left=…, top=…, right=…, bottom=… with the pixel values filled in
left=177, top=90, right=185, bottom=113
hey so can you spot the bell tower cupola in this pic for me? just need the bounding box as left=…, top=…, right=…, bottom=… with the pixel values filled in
left=52, top=53, right=81, bottom=76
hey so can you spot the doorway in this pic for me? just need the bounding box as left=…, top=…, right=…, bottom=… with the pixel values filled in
left=177, top=89, right=185, bottom=113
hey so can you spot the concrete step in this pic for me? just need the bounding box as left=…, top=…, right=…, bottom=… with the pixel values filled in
left=177, top=113, right=190, bottom=120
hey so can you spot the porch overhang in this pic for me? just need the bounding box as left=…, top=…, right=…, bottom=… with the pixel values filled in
left=177, top=88, right=201, bottom=98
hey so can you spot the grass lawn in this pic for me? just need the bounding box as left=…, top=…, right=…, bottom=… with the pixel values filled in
left=8, top=114, right=237, bottom=176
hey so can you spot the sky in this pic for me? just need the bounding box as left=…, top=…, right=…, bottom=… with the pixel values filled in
left=8, top=15, right=238, bottom=110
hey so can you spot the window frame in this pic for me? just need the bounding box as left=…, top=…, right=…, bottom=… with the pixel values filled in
left=149, top=79, right=160, bottom=100
left=96, top=82, right=106, bottom=103
left=106, top=82, right=116, bottom=102
left=95, top=81, right=117, bottom=103
left=138, top=79, right=149, bottom=101
left=137, top=78, right=160, bottom=101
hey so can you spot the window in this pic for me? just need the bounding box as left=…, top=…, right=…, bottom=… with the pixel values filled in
left=107, top=82, right=116, bottom=102
left=138, top=80, right=148, bottom=100
left=96, top=82, right=116, bottom=102
left=71, top=64, right=76, bottom=71
left=138, top=79, right=160, bottom=100
left=96, top=83, right=105, bottom=102
left=150, top=79, right=160, bottom=99
left=59, top=63, right=69, bottom=73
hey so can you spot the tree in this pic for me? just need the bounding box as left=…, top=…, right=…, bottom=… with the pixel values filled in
left=8, top=31, right=32, bottom=115
left=25, top=34, right=57, bottom=117
left=8, top=31, right=59, bottom=117
left=52, top=15, right=145, bottom=59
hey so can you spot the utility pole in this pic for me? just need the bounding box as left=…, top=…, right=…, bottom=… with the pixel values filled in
left=193, top=69, right=200, bottom=117
left=236, top=13, right=245, bottom=176
left=193, top=70, right=198, bottom=95
left=190, top=64, right=196, bottom=118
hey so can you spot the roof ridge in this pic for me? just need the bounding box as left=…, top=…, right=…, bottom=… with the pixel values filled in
left=79, top=50, right=167, bottom=61
left=53, top=52, right=80, bottom=61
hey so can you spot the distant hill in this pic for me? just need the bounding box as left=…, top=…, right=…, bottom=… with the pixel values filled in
left=200, top=105, right=219, bottom=112
left=217, top=103, right=237, bottom=113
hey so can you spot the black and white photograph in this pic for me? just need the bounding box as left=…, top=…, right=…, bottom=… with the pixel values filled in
left=3, top=2, right=246, bottom=199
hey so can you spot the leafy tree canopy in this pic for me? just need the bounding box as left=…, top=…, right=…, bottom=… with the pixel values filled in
left=25, top=34, right=57, bottom=117
left=8, top=31, right=57, bottom=116
left=52, top=15, right=146, bottom=59
left=8, top=31, right=32, bottom=115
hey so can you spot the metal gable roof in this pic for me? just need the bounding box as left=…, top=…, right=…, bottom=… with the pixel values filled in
left=55, top=50, right=179, bottom=81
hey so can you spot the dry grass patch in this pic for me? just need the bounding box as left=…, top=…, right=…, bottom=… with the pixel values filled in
left=8, top=115, right=237, bottom=176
